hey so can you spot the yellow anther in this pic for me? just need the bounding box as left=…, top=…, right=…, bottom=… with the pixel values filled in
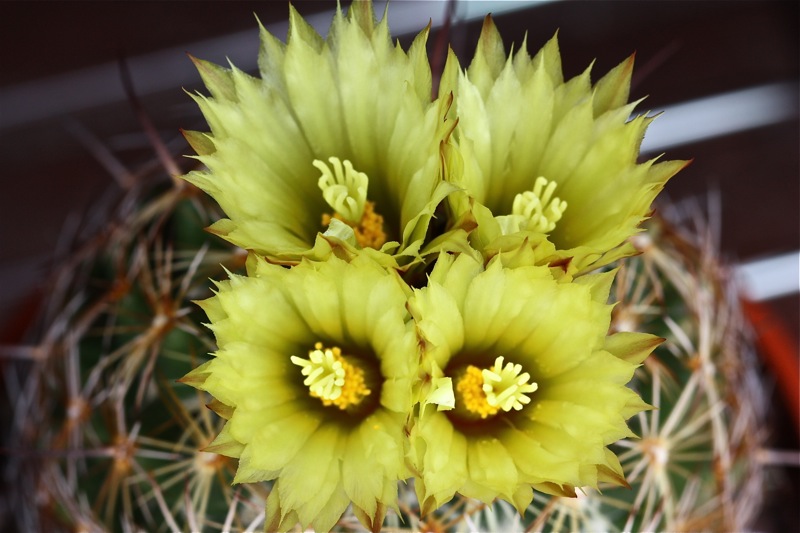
left=455, top=366, right=499, bottom=419
left=509, top=176, right=567, bottom=233
left=351, top=201, right=387, bottom=249
left=291, top=342, right=371, bottom=410
left=322, top=200, right=387, bottom=249
left=454, top=357, right=537, bottom=419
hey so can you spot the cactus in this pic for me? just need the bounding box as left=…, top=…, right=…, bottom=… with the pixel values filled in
left=1, top=145, right=767, bottom=533
left=1, top=3, right=767, bottom=532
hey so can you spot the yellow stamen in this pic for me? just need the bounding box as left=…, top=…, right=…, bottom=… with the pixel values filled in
left=322, top=201, right=387, bottom=249
left=456, top=366, right=499, bottom=419
left=291, top=343, right=371, bottom=410
left=455, top=356, right=538, bottom=419
left=510, top=176, right=567, bottom=233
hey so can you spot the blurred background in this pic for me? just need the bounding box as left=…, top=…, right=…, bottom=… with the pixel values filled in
left=1, top=0, right=797, bottom=528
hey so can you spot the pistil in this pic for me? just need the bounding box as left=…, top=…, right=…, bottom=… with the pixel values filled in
left=315, top=157, right=387, bottom=248
left=291, top=343, right=372, bottom=411
left=453, top=356, right=538, bottom=420
left=502, top=176, right=567, bottom=234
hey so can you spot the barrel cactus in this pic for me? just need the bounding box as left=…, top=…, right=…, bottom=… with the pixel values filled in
left=2, top=1, right=767, bottom=532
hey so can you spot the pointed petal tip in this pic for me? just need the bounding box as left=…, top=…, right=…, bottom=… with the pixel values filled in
left=187, top=53, right=212, bottom=71
left=177, top=371, right=208, bottom=386
left=353, top=502, right=387, bottom=533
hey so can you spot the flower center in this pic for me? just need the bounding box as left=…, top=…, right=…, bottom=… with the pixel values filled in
left=290, top=342, right=371, bottom=411
left=454, top=356, right=538, bottom=420
left=315, top=157, right=387, bottom=249
left=501, top=176, right=567, bottom=234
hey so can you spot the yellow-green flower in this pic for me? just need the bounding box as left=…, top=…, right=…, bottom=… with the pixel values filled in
left=180, top=253, right=417, bottom=532
left=439, top=19, right=688, bottom=274
left=407, top=253, right=659, bottom=514
left=182, top=2, right=455, bottom=263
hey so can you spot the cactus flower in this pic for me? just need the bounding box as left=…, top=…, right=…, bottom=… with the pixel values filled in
left=180, top=253, right=417, bottom=532
left=407, top=253, right=659, bottom=513
left=439, top=19, right=688, bottom=274
left=182, top=2, right=456, bottom=263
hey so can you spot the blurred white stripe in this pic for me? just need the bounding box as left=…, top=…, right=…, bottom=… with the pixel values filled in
left=641, top=82, right=799, bottom=153
left=0, top=1, right=549, bottom=131
left=736, top=251, right=800, bottom=301
left=2, top=0, right=795, bottom=141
